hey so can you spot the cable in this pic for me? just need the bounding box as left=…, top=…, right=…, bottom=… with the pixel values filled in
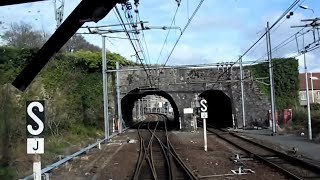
left=160, top=0, right=205, bottom=68
left=251, top=27, right=306, bottom=65
left=114, top=6, right=153, bottom=87
left=156, top=6, right=180, bottom=65
left=122, top=5, right=155, bottom=86
left=212, top=0, right=302, bottom=82
left=138, top=13, right=151, bottom=67
left=247, top=0, right=308, bottom=64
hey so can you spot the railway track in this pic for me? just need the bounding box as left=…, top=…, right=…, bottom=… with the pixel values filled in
left=133, top=114, right=197, bottom=180
left=199, top=122, right=320, bottom=180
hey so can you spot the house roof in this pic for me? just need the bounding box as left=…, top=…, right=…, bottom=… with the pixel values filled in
left=299, top=72, right=320, bottom=90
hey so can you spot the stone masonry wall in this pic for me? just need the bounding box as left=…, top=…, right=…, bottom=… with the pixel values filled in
left=109, top=65, right=271, bottom=130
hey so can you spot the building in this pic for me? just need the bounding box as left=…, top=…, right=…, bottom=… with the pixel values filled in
left=299, top=72, right=320, bottom=106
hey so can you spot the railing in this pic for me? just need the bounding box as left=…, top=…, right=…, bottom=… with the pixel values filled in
left=23, top=127, right=129, bottom=180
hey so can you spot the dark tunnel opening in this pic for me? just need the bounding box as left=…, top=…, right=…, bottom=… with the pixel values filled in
left=121, top=88, right=180, bottom=130
left=199, top=90, right=233, bottom=128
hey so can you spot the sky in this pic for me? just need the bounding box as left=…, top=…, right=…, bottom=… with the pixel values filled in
left=0, top=0, right=319, bottom=72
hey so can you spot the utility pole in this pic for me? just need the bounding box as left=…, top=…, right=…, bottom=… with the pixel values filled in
left=53, top=0, right=65, bottom=28
left=116, top=61, right=123, bottom=133
left=266, top=22, right=277, bottom=135
left=138, top=99, right=141, bottom=120
left=303, top=47, right=312, bottom=140
left=239, top=56, right=246, bottom=129
left=102, top=36, right=109, bottom=140
left=290, top=18, right=319, bottom=140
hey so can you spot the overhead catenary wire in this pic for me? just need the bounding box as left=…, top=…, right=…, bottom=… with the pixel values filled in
left=123, top=5, right=156, bottom=85
left=159, top=0, right=206, bottom=69
left=114, top=6, right=153, bottom=87
left=244, top=32, right=320, bottom=82
left=250, top=27, right=307, bottom=65
left=246, top=0, right=308, bottom=64
left=212, top=0, right=302, bottom=82
left=156, top=6, right=180, bottom=65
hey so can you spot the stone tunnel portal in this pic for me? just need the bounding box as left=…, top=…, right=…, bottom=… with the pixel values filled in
left=121, top=88, right=180, bottom=130
left=199, top=90, right=233, bottom=128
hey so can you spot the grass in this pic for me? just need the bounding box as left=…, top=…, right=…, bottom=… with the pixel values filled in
left=0, top=166, right=15, bottom=180
left=2, top=123, right=103, bottom=179
left=288, top=106, right=320, bottom=138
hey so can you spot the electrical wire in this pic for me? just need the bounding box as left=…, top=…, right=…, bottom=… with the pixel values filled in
left=114, top=6, right=153, bottom=87
left=250, top=27, right=306, bottom=65
left=246, top=0, right=308, bottom=65
left=156, top=6, right=180, bottom=65
left=212, top=0, right=301, bottom=82
left=160, top=0, right=206, bottom=69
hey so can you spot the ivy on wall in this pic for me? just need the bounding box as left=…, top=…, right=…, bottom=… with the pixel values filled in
left=249, top=58, right=299, bottom=110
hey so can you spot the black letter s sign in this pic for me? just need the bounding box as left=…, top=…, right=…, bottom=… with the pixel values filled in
left=26, top=101, right=44, bottom=137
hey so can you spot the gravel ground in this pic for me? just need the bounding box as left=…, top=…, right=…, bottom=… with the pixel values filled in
left=51, top=129, right=288, bottom=180
left=169, top=131, right=288, bottom=180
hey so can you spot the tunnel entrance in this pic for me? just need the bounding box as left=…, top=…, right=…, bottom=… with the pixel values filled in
left=199, top=90, right=233, bottom=128
left=121, top=88, right=180, bottom=130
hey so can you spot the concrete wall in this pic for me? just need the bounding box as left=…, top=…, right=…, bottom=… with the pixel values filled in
left=109, top=66, right=270, bottom=130
left=299, top=90, right=320, bottom=106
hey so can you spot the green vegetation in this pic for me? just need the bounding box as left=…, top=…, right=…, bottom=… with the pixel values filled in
left=0, top=21, right=136, bottom=178
left=249, top=58, right=299, bottom=110
left=250, top=58, right=320, bottom=138
left=0, top=46, right=135, bottom=178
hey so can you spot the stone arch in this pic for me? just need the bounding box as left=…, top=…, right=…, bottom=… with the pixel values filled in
left=121, top=88, right=180, bottom=129
left=199, top=90, right=233, bottom=128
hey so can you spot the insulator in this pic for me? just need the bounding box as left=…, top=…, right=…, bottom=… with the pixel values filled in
left=126, top=2, right=132, bottom=10
left=176, top=0, right=181, bottom=6
left=134, top=0, right=139, bottom=7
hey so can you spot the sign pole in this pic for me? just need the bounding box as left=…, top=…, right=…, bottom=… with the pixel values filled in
left=102, top=36, right=109, bottom=140
left=200, top=99, right=208, bottom=152
left=33, top=154, right=41, bottom=180
left=203, top=118, right=207, bottom=151
left=26, top=101, right=45, bottom=180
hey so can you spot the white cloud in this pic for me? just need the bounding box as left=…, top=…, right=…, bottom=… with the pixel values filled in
left=1, top=0, right=319, bottom=74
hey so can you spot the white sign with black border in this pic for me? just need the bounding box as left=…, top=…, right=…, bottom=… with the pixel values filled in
left=26, top=101, right=45, bottom=154
left=200, top=99, right=208, bottom=151
left=201, top=112, right=208, bottom=119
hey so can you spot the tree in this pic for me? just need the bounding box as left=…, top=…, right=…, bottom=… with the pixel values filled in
left=63, top=34, right=101, bottom=52
left=0, top=22, right=47, bottom=48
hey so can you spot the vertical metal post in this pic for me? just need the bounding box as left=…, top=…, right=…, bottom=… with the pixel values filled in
left=239, top=56, right=246, bottom=129
left=267, top=22, right=276, bottom=134
left=33, top=155, right=41, bottom=180
left=116, top=61, right=122, bottom=133
left=203, top=118, right=207, bottom=151
left=138, top=99, right=141, bottom=120
left=102, top=36, right=109, bottom=140
left=311, top=72, right=315, bottom=103
left=141, top=98, right=144, bottom=119
left=303, top=33, right=312, bottom=140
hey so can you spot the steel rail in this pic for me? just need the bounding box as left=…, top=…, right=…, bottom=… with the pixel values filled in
left=150, top=115, right=198, bottom=180
left=133, top=120, right=159, bottom=180
left=147, top=121, right=160, bottom=179
left=154, top=135, right=198, bottom=180
left=163, top=115, right=173, bottom=180
left=133, top=122, right=146, bottom=180
left=153, top=114, right=173, bottom=180
left=228, top=130, right=320, bottom=174
left=23, top=126, right=131, bottom=180
left=150, top=116, right=172, bottom=180
left=203, top=122, right=320, bottom=174
left=206, top=128, right=320, bottom=180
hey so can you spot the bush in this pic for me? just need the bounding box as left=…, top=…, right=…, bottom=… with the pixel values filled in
left=292, top=106, right=307, bottom=125
left=311, top=103, right=320, bottom=111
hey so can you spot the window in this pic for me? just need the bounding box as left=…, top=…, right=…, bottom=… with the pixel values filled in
left=300, top=91, right=307, bottom=100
